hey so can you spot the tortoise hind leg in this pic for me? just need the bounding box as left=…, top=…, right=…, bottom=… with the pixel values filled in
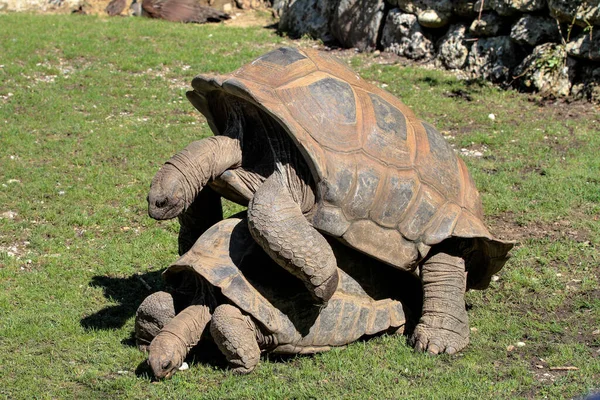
left=210, top=304, right=261, bottom=374
left=411, top=252, right=469, bottom=355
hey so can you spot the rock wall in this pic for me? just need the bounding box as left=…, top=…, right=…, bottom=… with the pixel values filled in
left=278, top=0, right=600, bottom=100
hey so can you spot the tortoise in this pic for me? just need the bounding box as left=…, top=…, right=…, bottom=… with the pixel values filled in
left=147, top=47, right=513, bottom=355
left=130, top=0, right=230, bottom=23
left=135, top=217, right=415, bottom=377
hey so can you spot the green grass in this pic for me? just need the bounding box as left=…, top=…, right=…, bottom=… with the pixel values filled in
left=1, top=13, right=599, bottom=399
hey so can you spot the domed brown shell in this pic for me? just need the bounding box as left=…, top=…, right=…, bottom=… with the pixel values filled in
left=188, top=47, right=513, bottom=289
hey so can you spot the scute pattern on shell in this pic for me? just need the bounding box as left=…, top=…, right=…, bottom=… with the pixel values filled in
left=189, top=47, right=511, bottom=288
left=163, top=218, right=409, bottom=351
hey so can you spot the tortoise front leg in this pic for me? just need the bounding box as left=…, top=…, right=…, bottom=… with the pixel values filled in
left=247, top=173, right=339, bottom=304
left=210, top=304, right=261, bottom=374
left=411, top=252, right=469, bottom=355
left=148, top=304, right=212, bottom=379
left=135, top=291, right=177, bottom=352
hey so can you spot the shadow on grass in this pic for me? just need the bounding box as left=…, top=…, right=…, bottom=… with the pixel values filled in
left=80, top=271, right=165, bottom=334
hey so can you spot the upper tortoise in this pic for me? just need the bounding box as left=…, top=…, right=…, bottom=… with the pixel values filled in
left=148, top=47, right=514, bottom=355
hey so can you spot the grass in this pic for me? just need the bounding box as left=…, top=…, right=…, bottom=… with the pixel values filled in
left=1, top=12, right=599, bottom=400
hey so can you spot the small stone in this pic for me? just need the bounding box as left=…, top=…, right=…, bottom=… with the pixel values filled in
left=1, top=211, right=17, bottom=219
left=178, top=362, right=189, bottom=371
left=470, top=327, right=478, bottom=332
left=592, top=329, right=600, bottom=335
left=491, top=275, right=500, bottom=282
left=536, top=364, right=544, bottom=369
left=488, top=113, right=496, bottom=121
left=516, top=341, right=526, bottom=347
left=556, top=273, right=562, bottom=277
left=506, top=345, right=515, bottom=351
left=117, top=370, right=129, bottom=375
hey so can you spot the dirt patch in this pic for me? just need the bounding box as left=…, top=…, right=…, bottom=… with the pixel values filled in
left=487, top=212, right=592, bottom=244
left=224, top=8, right=275, bottom=28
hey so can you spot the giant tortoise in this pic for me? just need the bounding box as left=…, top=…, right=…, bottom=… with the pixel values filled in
left=136, top=217, right=414, bottom=377
left=147, top=47, right=513, bottom=355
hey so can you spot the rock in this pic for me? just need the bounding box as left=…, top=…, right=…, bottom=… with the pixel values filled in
left=394, top=0, right=452, bottom=15
left=0, top=0, right=83, bottom=12
left=466, top=36, right=523, bottom=81
left=393, top=0, right=452, bottom=27
left=513, top=43, right=571, bottom=97
left=202, top=0, right=236, bottom=11
left=570, top=62, right=600, bottom=101
left=469, top=12, right=506, bottom=37
left=278, top=0, right=338, bottom=42
left=548, top=0, right=600, bottom=27
left=516, top=341, right=526, bottom=347
left=437, top=23, right=470, bottom=69
left=417, top=9, right=448, bottom=28
left=381, top=8, right=434, bottom=60
left=453, top=0, right=478, bottom=17
left=271, top=0, right=286, bottom=16
left=330, top=0, right=386, bottom=51
left=381, top=10, right=435, bottom=60
left=510, top=15, right=561, bottom=47
left=566, top=32, right=600, bottom=61
left=0, top=211, right=17, bottom=219
left=234, top=0, right=263, bottom=8
left=475, top=0, right=547, bottom=16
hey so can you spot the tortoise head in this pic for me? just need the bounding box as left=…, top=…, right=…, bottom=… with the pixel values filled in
left=148, top=347, right=181, bottom=380
left=148, top=163, right=187, bottom=220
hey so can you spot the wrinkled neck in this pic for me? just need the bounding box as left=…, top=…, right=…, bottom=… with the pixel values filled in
left=167, top=136, right=242, bottom=205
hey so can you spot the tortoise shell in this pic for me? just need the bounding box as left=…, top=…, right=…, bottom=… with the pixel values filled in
left=163, top=218, right=408, bottom=351
left=188, top=47, right=512, bottom=289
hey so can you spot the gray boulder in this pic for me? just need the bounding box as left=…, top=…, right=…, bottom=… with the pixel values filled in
left=566, top=32, right=600, bottom=61
left=513, top=43, right=571, bottom=96
left=330, top=0, right=386, bottom=50
left=469, top=12, right=506, bottom=37
left=438, top=23, right=471, bottom=69
left=510, top=15, right=561, bottom=47
left=278, top=0, right=337, bottom=42
left=381, top=9, right=435, bottom=60
left=466, top=36, right=522, bottom=81
left=548, top=0, right=600, bottom=27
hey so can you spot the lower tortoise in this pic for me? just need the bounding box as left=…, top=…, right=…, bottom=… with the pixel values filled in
left=147, top=47, right=514, bottom=355
left=136, top=217, right=415, bottom=377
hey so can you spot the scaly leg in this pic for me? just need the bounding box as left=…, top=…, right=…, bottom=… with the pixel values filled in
left=411, top=252, right=469, bottom=355
left=135, top=291, right=177, bottom=352
left=210, top=304, right=261, bottom=374
left=247, top=173, right=338, bottom=304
